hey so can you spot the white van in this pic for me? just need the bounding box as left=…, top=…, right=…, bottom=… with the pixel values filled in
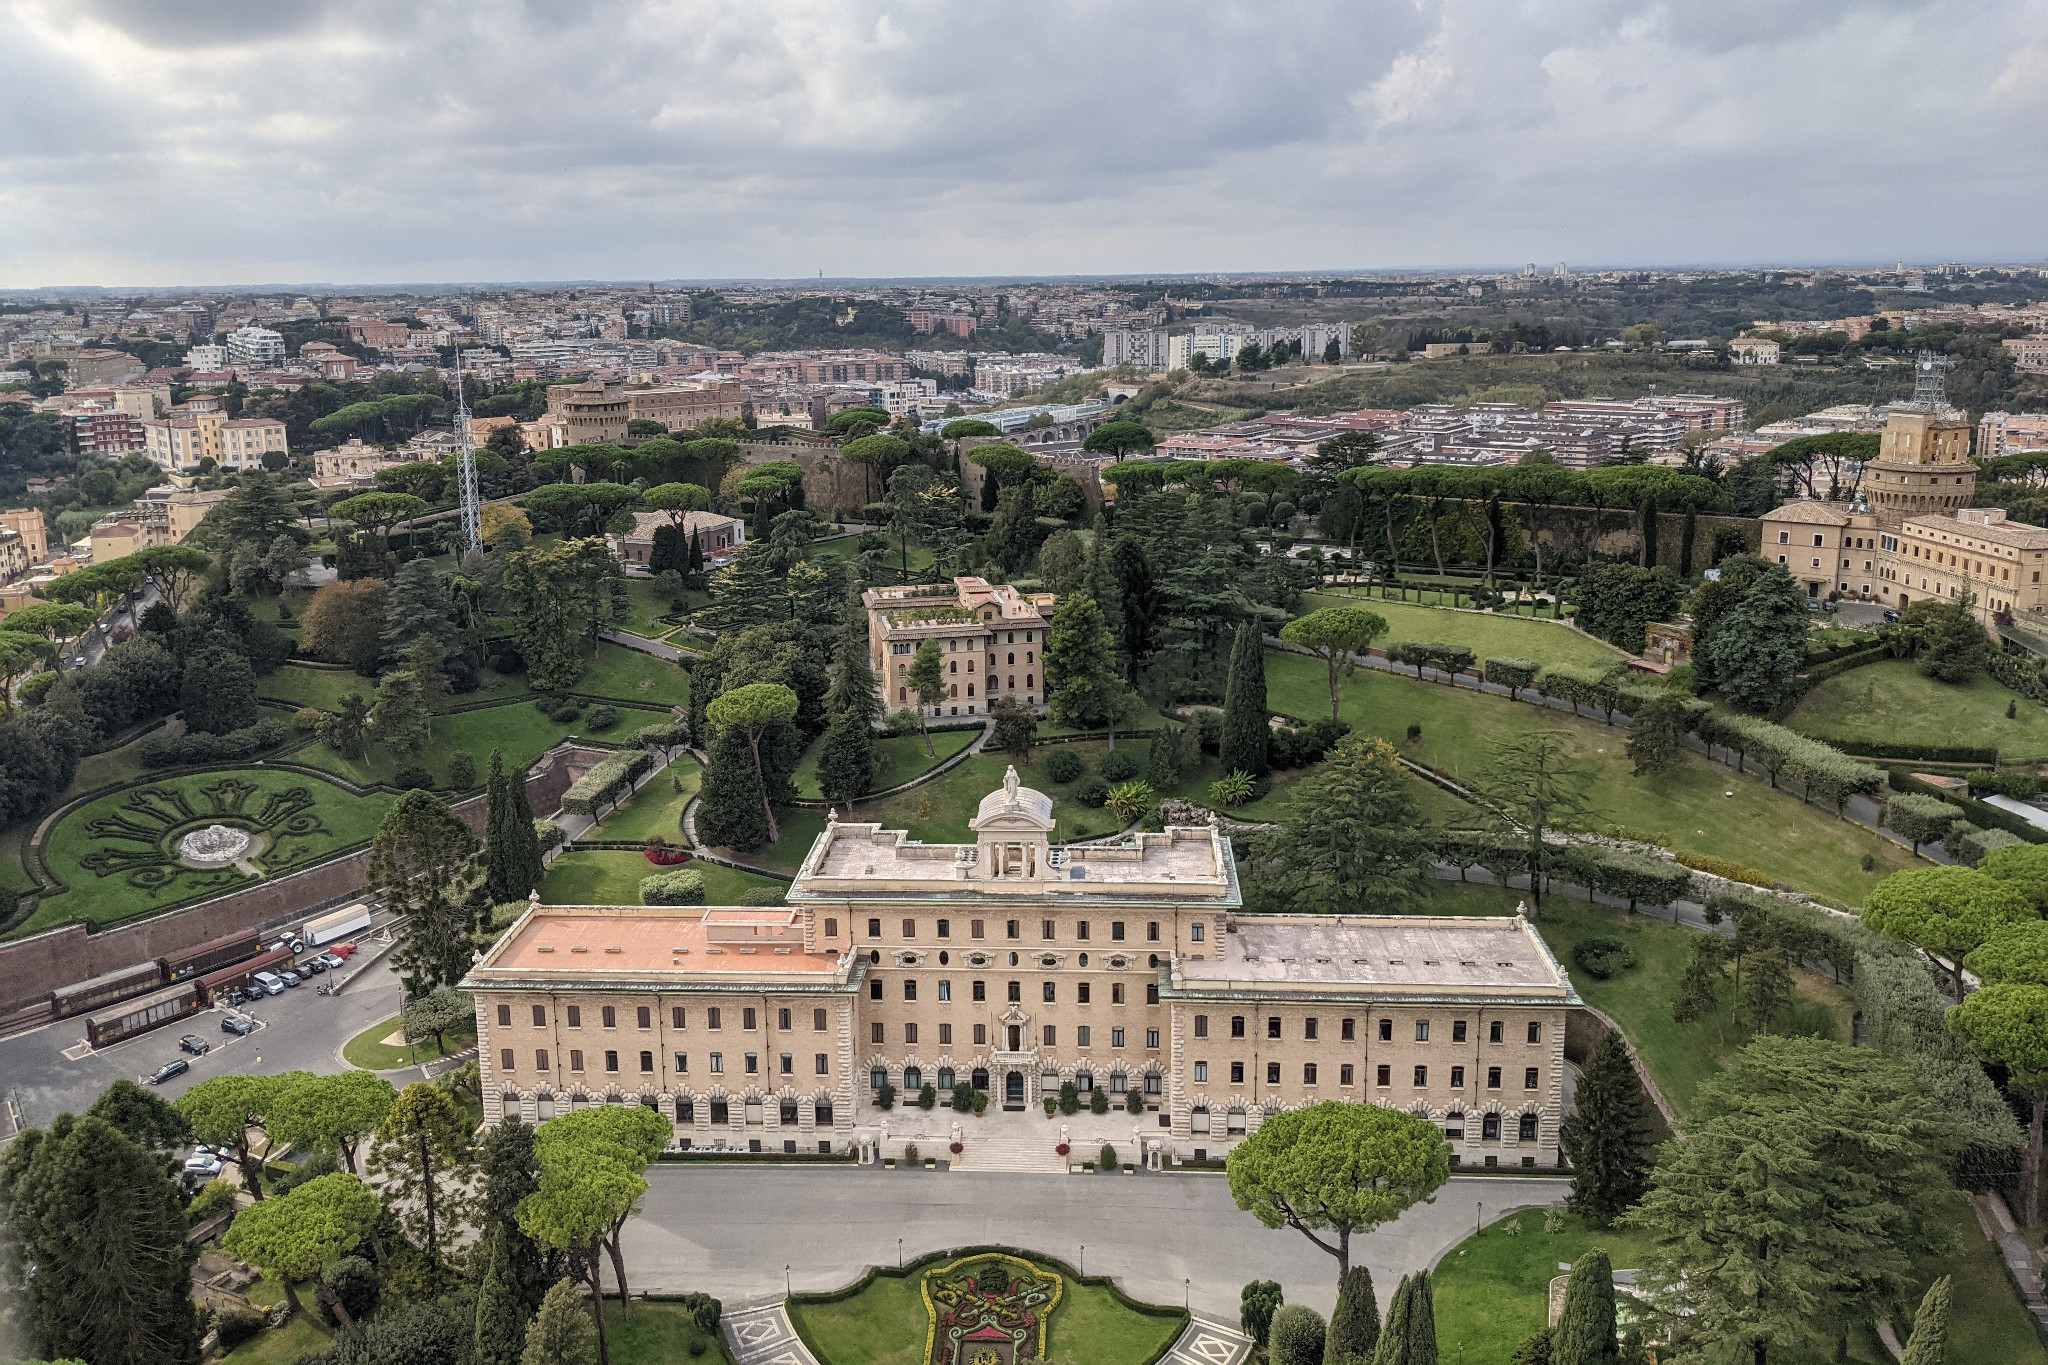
left=252, top=972, right=286, bottom=996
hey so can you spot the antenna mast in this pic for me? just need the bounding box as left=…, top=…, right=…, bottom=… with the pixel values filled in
left=453, top=349, right=482, bottom=554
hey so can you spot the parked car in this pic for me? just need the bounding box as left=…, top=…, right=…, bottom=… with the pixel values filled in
left=316, top=952, right=345, bottom=971
left=183, top=1151, right=224, bottom=1178
left=177, top=1034, right=210, bottom=1056
left=1883, top=609, right=1900, bottom=622
left=220, top=1015, right=256, bottom=1037
left=279, top=970, right=302, bottom=987
left=252, top=972, right=285, bottom=996
left=329, top=942, right=359, bottom=959
left=149, top=1058, right=189, bottom=1086
left=301, top=956, right=327, bottom=974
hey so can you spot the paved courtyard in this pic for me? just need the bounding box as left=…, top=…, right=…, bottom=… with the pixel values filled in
left=626, top=1166, right=1568, bottom=1318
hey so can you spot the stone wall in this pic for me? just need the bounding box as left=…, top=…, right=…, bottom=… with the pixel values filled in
left=0, top=755, right=578, bottom=1022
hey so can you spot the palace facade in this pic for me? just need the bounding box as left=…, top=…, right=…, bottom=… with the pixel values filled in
left=465, top=770, right=1581, bottom=1166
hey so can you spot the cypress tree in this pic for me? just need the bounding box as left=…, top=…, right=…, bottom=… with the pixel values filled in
left=826, top=599, right=883, bottom=723
left=521, top=1277, right=598, bottom=1365
left=1327, top=1264, right=1380, bottom=1364
left=1679, top=507, right=1697, bottom=577
left=478, top=1116, right=554, bottom=1314
left=1219, top=620, right=1271, bottom=781
left=1086, top=513, right=1123, bottom=648
left=473, top=1225, right=529, bottom=1365
left=484, top=749, right=544, bottom=904
left=1561, top=1032, right=1658, bottom=1225
left=816, top=707, right=881, bottom=808
left=698, top=721, right=772, bottom=852
left=1552, top=1251, right=1617, bottom=1365
left=687, top=527, right=704, bottom=575
left=1900, top=1276, right=1952, bottom=1365
left=1370, top=1273, right=1436, bottom=1365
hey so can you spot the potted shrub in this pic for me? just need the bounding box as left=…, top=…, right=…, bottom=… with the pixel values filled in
left=970, top=1090, right=988, bottom=1116
left=949, top=1141, right=963, bottom=1156
left=1124, top=1090, right=1144, bottom=1116
left=904, top=1144, right=919, bottom=1166
left=1055, top=1142, right=1071, bottom=1158
left=1043, top=1096, right=1058, bottom=1118
left=918, top=1083, right=937, bottom=1110
left=1089, top=1088, right=1110, bottom=1115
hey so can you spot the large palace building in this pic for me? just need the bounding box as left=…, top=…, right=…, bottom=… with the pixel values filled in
left=465, top=770, right=1581, bottom=1166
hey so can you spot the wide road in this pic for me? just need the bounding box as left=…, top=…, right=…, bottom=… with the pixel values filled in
left=0, top=963, right=409, bottom=1136
left=624, top=1166, right=1568, bottom=1318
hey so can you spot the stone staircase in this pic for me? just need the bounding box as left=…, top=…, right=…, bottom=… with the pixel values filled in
left=949, top=1125, right=1070, bottom=1174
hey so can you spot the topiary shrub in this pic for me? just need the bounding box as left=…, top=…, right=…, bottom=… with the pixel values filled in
left=1125, top=1088, right=1144, bottom=1115
left=393, top=765, right=436, bottom=791
left=1059, top=1081, right=1079, bottom=1115
left=918, top=1083, right=937, bottom=1110
left=1270, top=1304, right=1327, bottom=1365
left=447, top=753, right=476, bottom=789
left=1089, top=1087, right=1109, bottom=1114
left=1098, top=748, right=1140, bottom=781
left=739, top=887, right=788, bottom=907
left=1100, top=1144, right=1118, bottom=1169
left=953, top=1086, right=975, bottom=1113
left=876, top=1081, right=896, bottom=1111
left=293, top=706, right=324, bottom=732
left=1044, top=749, right=1084, bottom=784
left=585, top=705, right=619, bottom=731
left=641, top=870, right=707, bottom=905
left=1571, top=937, right=1637, bottom=979
left=1074, top=775, right=1111, bottom=808
left=679, top=1291, right=721, bottom=1338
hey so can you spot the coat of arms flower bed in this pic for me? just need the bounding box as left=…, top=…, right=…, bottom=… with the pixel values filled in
left=922, top=1254, right=1063, bottom=1365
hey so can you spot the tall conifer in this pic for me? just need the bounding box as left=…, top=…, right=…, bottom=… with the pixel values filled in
left=1219, top=620, right=1271, bottom=781
left=484, top=749, right=544, bottom=904
left=1552, top=1251, right=1617, bottom=1365
left=1560, top=1031, right=1658, bottom=1226
left=1327, top=1264, right=1380, bottom=1364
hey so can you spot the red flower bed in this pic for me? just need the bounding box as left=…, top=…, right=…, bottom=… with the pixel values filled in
left=643, top=847, right=693, bottom=866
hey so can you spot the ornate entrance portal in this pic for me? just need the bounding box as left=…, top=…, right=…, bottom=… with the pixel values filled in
left=1004, top=1071, right=1025, bottom=1106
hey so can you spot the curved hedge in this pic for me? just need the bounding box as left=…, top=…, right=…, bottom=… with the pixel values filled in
left=139, top=716, right=295, bottom=768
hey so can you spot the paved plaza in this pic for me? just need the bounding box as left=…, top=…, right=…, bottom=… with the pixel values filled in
left=628, top=1165, right=1569, bottom=1318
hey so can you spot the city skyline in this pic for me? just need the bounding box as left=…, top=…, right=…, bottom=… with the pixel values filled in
left=2, top=0, right=2043, bottom=288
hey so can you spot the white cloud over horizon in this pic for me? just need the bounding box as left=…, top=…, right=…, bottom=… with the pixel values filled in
left=0, top=0, right=2043, bottom=288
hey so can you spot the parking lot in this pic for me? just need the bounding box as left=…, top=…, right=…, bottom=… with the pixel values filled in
left=0, top=957, right=409, bottom=1138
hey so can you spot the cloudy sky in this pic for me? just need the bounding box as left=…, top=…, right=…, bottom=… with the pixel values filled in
left=2, top=0, right=2044, bottom=287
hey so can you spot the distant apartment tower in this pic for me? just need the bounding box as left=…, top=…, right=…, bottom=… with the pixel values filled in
left=184, top=344, right=227, bottom=370
left=224, top=326, right=286, bottom=368
left=1101, top=329, right=1174, bottom=370
left=2005, top=337, right=2048, bottom=373
left=2, top=508, right=49, bottom=565
left=1979, top=411, right=2048, bottom=459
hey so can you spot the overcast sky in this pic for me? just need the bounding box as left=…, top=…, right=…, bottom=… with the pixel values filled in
left=2, top=0, right=2044, bottom=288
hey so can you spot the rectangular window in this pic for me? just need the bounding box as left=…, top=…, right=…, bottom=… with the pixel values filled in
left=675, top=1052, right=687, bottom=1073
left=868, top=918, right=882, bottom=938
left=1340, top=1063, right=1354, bottom=1085
left=1527, top=1022, right=1542, bottom=1044
left=1194, top=1014, right=1209, bottom=1038
left=870, top=979, right=883, bottom=1000
left=1146, top=1028, right=1160, bottom=1048
left=903, top=981, right=917, bottom=1002
left=1452, top=1020, right=1467, bottom=1043
left=970, top=919, right=985, bottom=940
left=1112, top=921, right=1126, bottom=941
left=1231, top=1015, right=1245, bottom=1038
left=779, top=1053, right=793, bottom=1075
left=1414, top=1064, right=1428, bottom=1087
left=532, top=1004, right=546, bottom=1026
left=1304, top=1063, right=1318, bottom=1085
left=1304, top=1017, right=1319, bottom=1041
left=1266, top=1061, right=1281, bottom=1084
left=500, top=1047, right=515, bottom=1070
left=637, top=1006, right=651, bottom=1030
left=816, top=1053, right=829, bottom=1074
left=1078, top=1026, right=1092, bottom=1048
left=1451, top=1065, right=1465, bottom=1088
left=1111, top=982, right=1124, bottom=1005
left=537, top=1047, right=551, bottom=1070
left=902, top=918, right=915, bottom=938
left=974, top=980, right=988, bottom=1002
left=673, top=1007, right=686, bottom=1029
left=1416, top=1020, right=1430, bottom=1042
left=1111, top=1027, right=1126, bottom=1048
left=1231, top=1061, right=1245, bottom=1084
left=938, top=980, right=952, bottom=1002
left=778, top=1008, right=791, bottom=1030
left=1146, top=922, right=1159, bottom=942
left=710, top=1053, right=724, bottom=1074
left=570, top=1049, right=584, bottom=1072
left=904, top=1024, right=918, bottom=1044
left=1077, top=983, right=1090, bottom=1004
left=1379, top=1018, right=1393, bottom=1042
left=940, top=1022, right=953, bottom=1045
left=1525, top=1067, right=1540, bottom=1090
left=567, top=1005, right=581, bottom=1028
left=744, top=1053, right=759, bottom=1075
left=937, top=919, right=950, bottom=939
left=1076, top=921, right=1090, bottom=941
left=1194, top=1061, right=1208, bottom=1082
left=814, top=1008, right=827, bottom=1031
left=602, top=1006, right=616, bottom=1029
left=1006, top=920, right=1020, bottom=940
left=708, top=1008, right=722, bottom=1029
left=604, top=1050, right=619, bottom=1073
left=1190, top=923, right=1205, bottom=943
left=824, top=917, right=837, bottom=939
left=870, top=1022, right=884, bottom=1044
left=1267, top=1017, right=1282, bottom=1040
left=1487, top=1067, right=1502, bottom=1089
left=1042, top=919, right=1055, bottom=941
left=1341, top=1017, right=1355, bottom=1042
left=1043, top=982, right=1056, bottom=1003
left=1489, top=1020, right=1504, bottom=1044
left=973, top=1024, right=987, bottom=1046
left=1147, top=984, right=1159, bottom=1005
left=1043, top=1025, right=1056, bottom=1046
left=498, top=1004, right=512, bottom=1027
left=640, top=1051, right=654, bottom=1074
left=1376, top=1064, right=1391, bottom=1087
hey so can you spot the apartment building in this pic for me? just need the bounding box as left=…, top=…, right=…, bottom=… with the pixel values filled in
left=2004, top=337, right=2048, bottom=373
left=2, top=508, right=49, bottom=565
left=739, top=350, right=911, bottom=385
left=1979, top=411, right=2048, bottom=459
left=623, top=379, right=748, bottom=432
left=346, top=321, right=413, bottom=350
left=1543, top=394, right=1746, bottom=433
left=465, top=772, right=1578, bottom=1164
left=1728, top=337, right=1780, bottom=365
left=142, top=411, right=288, bottom=472
left=865, top=577, right=1056, bottom=717
left=224, top=326, right=286, bottom=369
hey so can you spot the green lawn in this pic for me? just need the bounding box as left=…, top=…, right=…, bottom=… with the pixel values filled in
left=262, top=663, right=534, bottom=712
left=538, top=850, right=786, bottom=906
left=1889, top=1189, right=2048, bottom=1365
left=794, top=729, right=978, bottom=800
left=574, top=643, right=690, bottom=709
left=1264, top=650, right=1918, bottom=907
left=293, top=702, right=580, bottom=788
left=220, top=1312, right=332, bottom=1365
left=605, top=1300, right=735, bottom=1365
left=1300, top=592, right=1625, bottom=670
left=591, top=757, right=701, bottom=843
left=789, top=1255, right=1184, bottom=1365
left=1786, top=657, right=2048, bottom=761
left=340, top=1015, right=478, bottom=1071
left=728, top=805, right=833, bottom=875
left=1433, top=1209, right=1664, bottom=1363
left=617, top=577, right=682, bottom=638
left=809, top=532, right=936, bottom=580
left=1532, top=895, right=1854, bottom=1120
left=860, top=743, right=1154, bottom=844
left=30, top=769, right=397, bottom=933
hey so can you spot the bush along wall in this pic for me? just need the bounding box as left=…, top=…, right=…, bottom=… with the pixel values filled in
left=559, top=750, right=653, bottom=815
left=1887, top=769, right=2048, bottom=846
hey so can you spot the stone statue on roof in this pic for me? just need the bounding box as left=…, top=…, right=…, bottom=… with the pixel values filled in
left=1003, top=764, right=1020, bottom=803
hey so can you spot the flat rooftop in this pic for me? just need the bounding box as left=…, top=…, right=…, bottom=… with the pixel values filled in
left=795, top=824, right=1236, bottom=900
left=1175, top=915, right=1577, bottom=1001
left=470, top=906, right=846, bottom=980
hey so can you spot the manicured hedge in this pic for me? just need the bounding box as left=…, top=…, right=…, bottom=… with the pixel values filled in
left=139, top=716, right=295, bottom=768
left=1888, top=769, right=2048, bottom=846
left=1830, top=739, right=1999, bottom=765
left=640, top=869, right=706, bottom=905
left=1482, top=655, right=1539, bottom=698
left=1944, top=822, right=2025, bottom=867
left=631, top=719, right=691, bottom=751
left=1697, top=713, right=1886, bottom=814
left=535, top=819, right=566, bottom=851
left=560, top=750, right=652, bottom=814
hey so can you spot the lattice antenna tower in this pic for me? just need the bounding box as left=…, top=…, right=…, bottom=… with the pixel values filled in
left=1911, top=349, right=1954, bottom=411
left=453, top=349, right=482, bottom=554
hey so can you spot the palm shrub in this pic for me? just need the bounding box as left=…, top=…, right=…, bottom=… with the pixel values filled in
left=1105, top=780, right=1156, bottom=825
left=1209, top=770, right=1256, bottom=808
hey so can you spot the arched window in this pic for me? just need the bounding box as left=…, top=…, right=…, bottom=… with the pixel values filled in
left=1144, top=1072, right=1162, bottom=1095
left=937, top=1067, right=956, bottom=1090
left=870, top=1068, right=888, bottom=1091
left=898, top=687, right=906, bottom=701
left=1109, top=1072, right=1129, bottom=1094
left=904, top=1066, right=923, bottom=1091
left=1226, top=1108, right=1247, bottom=1135
left=971, top=1068, right=989, bottom=1091
left=1075, top=1071, right=1093, bottom=1092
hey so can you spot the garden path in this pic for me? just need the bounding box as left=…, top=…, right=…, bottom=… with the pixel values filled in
left=722, top=1303, right=819, bottom=1365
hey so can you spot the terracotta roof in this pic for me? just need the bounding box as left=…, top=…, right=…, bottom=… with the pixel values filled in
left=1760, top=499, right=1853, bottom=525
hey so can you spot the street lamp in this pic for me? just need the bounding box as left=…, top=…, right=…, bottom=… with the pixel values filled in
left=785, top=1264, right=791, bottom=1296
left=1184, top=1279, right=1190, bottom=1314
left=1079, top=1246, right=1085, bottom=1277
left=898, top=1238, right=904, bottom=1269
left=1477, top=1200, right=1483, bottom=1238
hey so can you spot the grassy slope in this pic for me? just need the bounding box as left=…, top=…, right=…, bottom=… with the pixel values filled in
left=1298, top=592, right=1625, bottom=671
left=538, top=850, right=784, bottom=906
left=592, top=757, right=702, bottom=843
left=261, top=665, right=535, bottom=712
left=616, top=576, right=680, bottom=638
left=574, top=643, right=691, bottom=709
left=293, top=704, right=582, bottom=787
left=604, top=1301, right=735, bottom=1365
left=789, top=1265, right=1182, bottom=1365
left=341, top=1015, right=478, bottom=1070
left=1787, top=657, right=2048, bottom=761
left=1264, top=650, right=1917, bottom=907
left=32, top=770, right=395, bottom=932
left=793, top=729, right=978, bottom=800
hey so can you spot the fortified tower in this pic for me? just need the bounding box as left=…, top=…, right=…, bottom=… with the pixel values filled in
left=1864, top=352, right=1977, bottom=526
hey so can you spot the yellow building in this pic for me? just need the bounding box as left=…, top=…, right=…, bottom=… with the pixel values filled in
left=466, top=772, right=1580, bottom=1165
left=1862, top=408, right=1976, bottom=524
left=865, top=577, right=1056, bottom=718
